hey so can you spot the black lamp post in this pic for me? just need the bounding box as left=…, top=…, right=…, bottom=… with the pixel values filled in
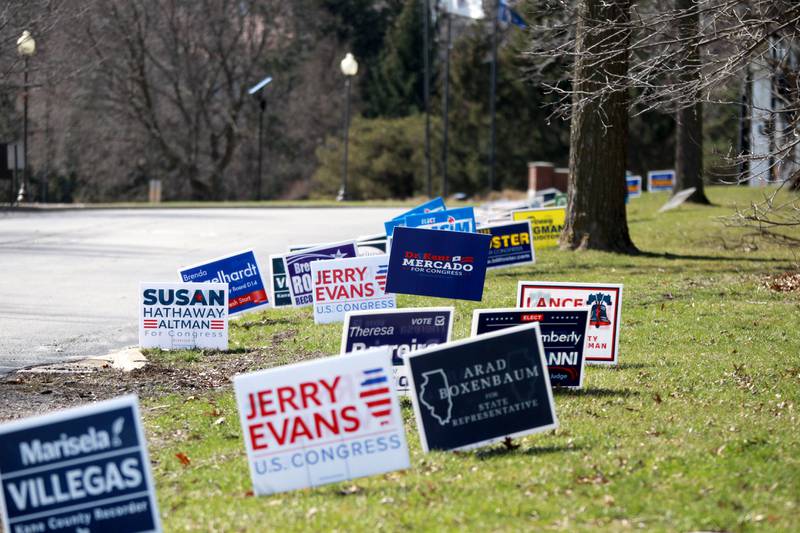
left=17, top=30, right=35, bottom=203
left=248, top=75, right=273, bottom=201
left=339, top=53, right=358, bottom=201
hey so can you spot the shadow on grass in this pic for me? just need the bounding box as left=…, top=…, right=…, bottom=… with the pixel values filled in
left=601, top=361, right=674, bottom=370
left=555, top=387, right=640, bottom=398
left=634, top=250, right=788, bottom=263
left=233, top=317, right=300, bottom=329
left=475, top=443, right=587, bottom=460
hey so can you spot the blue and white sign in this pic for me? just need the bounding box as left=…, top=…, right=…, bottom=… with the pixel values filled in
left=385, top=227, right=490, bottom=301
left=384, top=197, right=447, bottom=236
left=341, top=308, right=454, bottom=394
left=626, top=175, right=642, bottom=199
left=647, top=170, right=675, bottom=192
left=477, top=220, right=535, bottom=269
left=0, top=395, right=161, bottom=533
left=405, top=323, right=558, bottom=452
left=402, top=207, right=476, bottom=233
left=284, top=241, right=358, bottom=307
left=178, top=249, right=269, bottom=316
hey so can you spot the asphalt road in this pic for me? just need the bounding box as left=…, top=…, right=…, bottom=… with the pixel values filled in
left=0, top=207, right=402, bottom=375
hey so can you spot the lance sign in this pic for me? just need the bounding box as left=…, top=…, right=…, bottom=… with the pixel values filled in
left=477, top=220, right=535, bottom=269
left=233, top=348, right=410, bottom=495
left=139, top=282, right=228, bottom=350
left=517, top=281, right=623, bottom=365
left=0, top=396, right=161, bottom=533
left=284, top=241, right=358, bottom=307
left=178, top=249, right=269, bottom=315
left=311, top=255, right=396, bottom=324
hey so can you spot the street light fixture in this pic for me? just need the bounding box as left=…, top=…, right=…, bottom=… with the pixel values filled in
left=339, top=53, right=358, bottom=201
left=17, top=30, right=35, bottom=204
left=248, top=75, right=273, bottom=201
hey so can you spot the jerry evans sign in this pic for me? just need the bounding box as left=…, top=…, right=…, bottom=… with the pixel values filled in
left=0, top=396, right=161, bottom=533
left=384, top=197, right=446, bottom=237
left=233, top=348, right=410, bottom=495
left=511, top=207, right=566, bottom=249
left=269, top=254, right=293, bottom=308
left=311, top=255, right=396, bottom=324
left=386, top=227, right=490, bottom=302
left=405, top=323, right=558, bottom=452
left=139, top=282, right=228, bottom=351
left=341, top=308, right=453, bottom=394
left=647, top=170, right=675, bottom=192
left=518, top=281, right=623, bottom=365
left=477, top=220, right=535, bottom=269
left=402, top=207, right=476, bottom=233
left=471, top=309, right=590, bottom=388
left=179, top=249, right=269, bottom=315
left=284, top=241, right=358, bottom=307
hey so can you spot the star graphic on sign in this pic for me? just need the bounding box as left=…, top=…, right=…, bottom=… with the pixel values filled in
left=334, top=249, right=348, bottom=258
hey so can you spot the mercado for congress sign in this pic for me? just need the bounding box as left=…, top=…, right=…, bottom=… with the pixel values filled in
left=511, top=207, right=566, bottom=249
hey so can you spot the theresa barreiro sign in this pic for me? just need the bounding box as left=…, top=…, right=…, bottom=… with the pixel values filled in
left=178, top=249, right=269, bottom=315
left=385, top=227, right=490, bottom=301
left=0, top=396, right=161, bottom=533
left=341, top=308, right=454, bottom=394
left=405, top=323, right=558, bottom=452
left=402, top=207, right=476, bottom=233
left=233, top=348, right=410, bottom=495
left=517, top=281, right=623, bottom=365
left=471, top=308, right=590, bottom=388
left=139, top=282, right=228, bottom=350
left=477, top=220, right=535, bottom=269
left=284, top=241, right=358, bottom=307
left=269, top=254, right=293, bottom=308
left=311, top=255, right=396, bottom=324
left=511, top=207, right=566, bottom=249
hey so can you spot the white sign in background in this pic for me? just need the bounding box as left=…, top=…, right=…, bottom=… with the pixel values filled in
left=311, top=255, right=396, bottom=324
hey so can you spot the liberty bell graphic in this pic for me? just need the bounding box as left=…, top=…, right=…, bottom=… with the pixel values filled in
left=587, top=292, right=612, bottom=327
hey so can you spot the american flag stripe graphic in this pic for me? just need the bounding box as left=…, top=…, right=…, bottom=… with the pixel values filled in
left=359, top=367, right=392, bottom=426
left=143, top=319, right=158, bottom=329
left=375, top=264, right=388, bottom=292
left=210, top=320, right=225, bottom=330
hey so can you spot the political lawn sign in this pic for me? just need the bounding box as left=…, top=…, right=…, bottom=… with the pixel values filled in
left=311, top=255, right=396, bottom=324
left=511, top=207, right=566, bottom=249
left=0, top=396, right=161, bottom=533
left=405, top=323, right=558, bottom=452
left=471, top=308, right=590, bottom=388
left=341, top=308, right=454, bottom=394
left=402, top=207, right=476, bottom=233
left=647, top=170, right=675, bottom=192
left=233, top=348, right=410, bottom=495
left=477, top=220, right=535, bottom=269
left=517, top=281, right=623, bottom=365
left=139, top=282, right=228, bottom=351
left=178, top=249, right=269, bottom=316
left=384, top=197, right=446, bottom=236
left=385, top=227, right=490, bottom=302
left=626, top=176, right=642, bottom=199
left=269, top=254, right=293, bottom=308
left=284, top=241, right=358, bottom=307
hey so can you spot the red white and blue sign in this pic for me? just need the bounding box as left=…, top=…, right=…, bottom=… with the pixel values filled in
left=477, top=220, right=535, bottom=269
left=626, top=175, right=642, bottom=198
left=385, top=227, right=490, bottom=302
left=471, top=308, right=590, bottom=388
left=647, top=170, right=675, bottom=192
left=178, top=249, right=269, bottom=316
left=384, top=197, right=446, bottom=236
left=284, top=241, right=358, bottom=307
left=0, top=395, right=161, bottom=533
left=311, top=255, right=396, bottom=324
left=402, top=207, right=476, bottom=233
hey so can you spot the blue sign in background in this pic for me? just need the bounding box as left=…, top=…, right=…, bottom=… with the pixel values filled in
left=403, top=207, right=476, bottom=233
left=478, top=221, right=534, bottom=269
left=384, top=197, right=446, bottom=236
left=0, top=402, right=159, bottom=532
left=179, top=250, right=269, bottom=315
left=386, top=227, right=490, bottom=302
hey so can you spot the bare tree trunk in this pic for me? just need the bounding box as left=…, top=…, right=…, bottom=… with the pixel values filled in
left=561, top=0, right=637, bottom=253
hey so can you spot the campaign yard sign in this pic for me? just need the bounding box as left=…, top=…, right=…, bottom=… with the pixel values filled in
left=384, top=197, right=446, bottom=236
left=341, top=308, right=454, bottom=394
left=477, top=220, right=535, bottom=269
left=626, top=175, right=642, bottom=198
left=405, top=323, right=558, bottom=452
left=511, top=207, right=566, bottom=249
left=0, top=396, right=161, bottom=533
left=178, top=249, right=269, bottom=316
left=402, top=207, right=476, bottom=233
left=647, top=170, right=675, bottom=192
left=269, top=254, right=293, bottom=308
left=517, top=281, right=623, bottom=365
left=284, top=241, right=358, bottom=307
left=139, top=282, right=228, bottom=351
left=233, top=348, right=410, bottom=495
left=471, top=308, right=590, bottom=388
left=311, top=255, right=396, bottom=324
left=385, top=227, right=490, bottom=302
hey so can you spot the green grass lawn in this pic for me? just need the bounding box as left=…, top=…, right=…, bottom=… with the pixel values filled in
left=142, top=186, right=799, bottom=532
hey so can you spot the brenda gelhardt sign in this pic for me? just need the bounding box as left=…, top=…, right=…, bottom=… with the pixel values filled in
left=517, top=281, right=623, bottom=365
left=284, top=241, right=358, bottom=307
left=0, top=395, right=161, bottom=533
left=311, top=255, right=396, bottom=324
left=471, top=308, right=590, bottom=388
left=178, top=249, right=269, bottom=315
left=477, top=220, right=535, bottom=269
left=341, top=308, right=454, bottom=394
left=405, top=323, right=558, bottom=452
left=139, top=282, right=228, bottom=350
left=233, top=348, right=410, bottom=495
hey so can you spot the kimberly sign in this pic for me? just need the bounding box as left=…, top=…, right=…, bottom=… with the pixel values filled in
left=386, top=227, right=490, bottom=301
left=517, top=281, right=623, bottom=365
left=405, top=323, right=558, bottom=452
left=341, top=308, right=454, bottom=394
left=0, top=396, right=161, bottom=533
left=284, top=241, right=358, bottom=307
left=233, top=348, right=410, bottom=495
left=477, top=220, right=535, bottom=269
left=139, top=282, right=228, bottom=351
left=179, top=249, right=269, bottom=315
left=471, top=308, right=590, bottom=388
left=311, top=255, right=396, bottom=324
